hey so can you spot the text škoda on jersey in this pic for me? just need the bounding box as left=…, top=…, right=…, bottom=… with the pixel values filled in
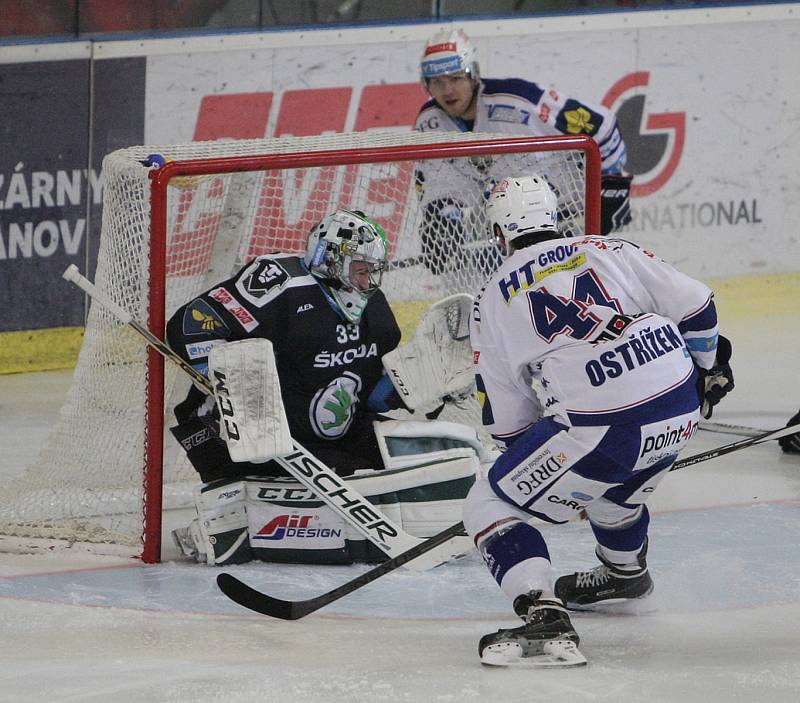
left=313, top=343, right=378, bottom=368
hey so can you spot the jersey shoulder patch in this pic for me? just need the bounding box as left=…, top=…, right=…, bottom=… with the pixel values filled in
left=481, top=77, right=545, bottom=105
left=234, top=255, right=311, bottom=308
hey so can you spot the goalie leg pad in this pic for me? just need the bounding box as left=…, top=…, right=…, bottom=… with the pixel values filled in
left=245, top=479, right=357, bottom=565
left=179, top=479, right=253, bottom=566
left=244, top=446, right=478, bottom=564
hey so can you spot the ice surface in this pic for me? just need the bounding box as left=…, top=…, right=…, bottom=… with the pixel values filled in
left=1, top=311, right=798, bottom=702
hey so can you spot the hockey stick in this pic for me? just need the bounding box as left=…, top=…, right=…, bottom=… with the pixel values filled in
left=666, top=421, right=800, bottom=472
left=62, top=265, right=471, bottom=570
left=217, top=519, right=467, bottom=620
left=216, top=420, right=800, bottom=620
left=699, top=420, right=762, bottom=438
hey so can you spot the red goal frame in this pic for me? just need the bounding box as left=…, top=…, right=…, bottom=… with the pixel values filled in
left=142, top=134, right=601, bottom=562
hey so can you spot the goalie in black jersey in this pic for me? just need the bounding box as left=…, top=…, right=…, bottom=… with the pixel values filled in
left=167, top=209, right=402, bottom=483
left=166, top=210, right=486, bottom=566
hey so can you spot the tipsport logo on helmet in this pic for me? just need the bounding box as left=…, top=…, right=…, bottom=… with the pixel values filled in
left=421, top=43, right=463, bottom=79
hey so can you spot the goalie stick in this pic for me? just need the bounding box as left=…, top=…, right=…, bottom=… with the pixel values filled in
left=62, top=265, right=471, bottom=570
left=216, top=420, right=800, bottom=620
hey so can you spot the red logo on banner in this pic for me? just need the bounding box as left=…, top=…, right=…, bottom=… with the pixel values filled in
left=603, top=72, right=685, bottom=197
left=184, top=83, right=427, bottom=259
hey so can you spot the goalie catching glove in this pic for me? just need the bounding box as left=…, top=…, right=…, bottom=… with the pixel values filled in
left=382, top=294, right=475, bottom=413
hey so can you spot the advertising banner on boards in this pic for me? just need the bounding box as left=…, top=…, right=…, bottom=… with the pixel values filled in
left=0, top=54, right=145, bottom=334
left=0, top=58, right=92, bottom=331
left=138, top=15, right=798, bottom=281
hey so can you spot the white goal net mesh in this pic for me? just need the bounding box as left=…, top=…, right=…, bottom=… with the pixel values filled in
left=0, top=130, right=595, bottom=560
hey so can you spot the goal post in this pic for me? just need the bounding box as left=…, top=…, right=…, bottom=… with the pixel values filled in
left=0, top=131, right=600, bottom=563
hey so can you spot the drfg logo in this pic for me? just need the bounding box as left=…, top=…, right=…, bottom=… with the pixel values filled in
left=603, top=72, right=686, bottom=197
left=507, top=450, right=569, bottom=497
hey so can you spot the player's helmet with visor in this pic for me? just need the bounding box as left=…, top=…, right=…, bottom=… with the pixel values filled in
left=305, top=209, right=389, bottom=323
left=486, top=176, right=560, bottom=255
left=420, top=29, right=480, bottom=86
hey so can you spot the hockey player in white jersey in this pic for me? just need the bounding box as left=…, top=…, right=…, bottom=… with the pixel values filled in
left=463, top=176, right=734, bottom=667
left=414, top=29, right=632, bottom=276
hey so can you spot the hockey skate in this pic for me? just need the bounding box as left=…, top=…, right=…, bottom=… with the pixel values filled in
left=479, top=593, right=587, bottom=668
left=171, top=520, right=205, bottom=563
left=554, top=539, right=653, bottom=610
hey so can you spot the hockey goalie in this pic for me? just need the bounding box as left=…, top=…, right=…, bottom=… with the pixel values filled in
left=166, top=209, right=492, bottom=566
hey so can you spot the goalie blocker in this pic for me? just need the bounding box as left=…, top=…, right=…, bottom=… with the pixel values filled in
left=175, top=419, right=493, bottom=565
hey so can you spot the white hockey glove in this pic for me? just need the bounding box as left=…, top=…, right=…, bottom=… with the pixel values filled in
left=382, top=294, right=474, bottom=413
left=207, top=338, right=293, bottom=463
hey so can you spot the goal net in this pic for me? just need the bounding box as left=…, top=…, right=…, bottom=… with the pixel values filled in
left=0, top=131, right=600, bottom=562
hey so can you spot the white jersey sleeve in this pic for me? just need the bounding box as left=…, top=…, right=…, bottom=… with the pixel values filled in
left=470, top=300, right=543, bottom=449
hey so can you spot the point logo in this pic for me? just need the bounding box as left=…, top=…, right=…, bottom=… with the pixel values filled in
left=603, top=72, right=686, bottom=197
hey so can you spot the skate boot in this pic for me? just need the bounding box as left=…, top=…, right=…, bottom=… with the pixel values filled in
left=555, top=539, right=653, bottom=610
left=479, top=592, right=587, bottom=667
left=171, top=520, right=205, bottom=563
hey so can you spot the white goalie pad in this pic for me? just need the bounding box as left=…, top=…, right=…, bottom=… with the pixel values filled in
left=207, top=338, right=293, bottom=463
left=188, top=480, right=250, bottom=566
left=382, top=293, right=474, bottom=411
left=246, top=447, right=477, bottom=550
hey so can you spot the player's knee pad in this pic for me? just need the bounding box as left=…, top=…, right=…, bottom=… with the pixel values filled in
left=585, top=496, right=644, bottom=530
left=463, top=478, right=527, bottom=539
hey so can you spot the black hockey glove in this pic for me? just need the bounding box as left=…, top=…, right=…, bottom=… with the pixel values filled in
left=600, top=173, right=633, bottom=235
left=778, top=409, right=800, bottom=454
left=698, top=335, right=734, bottom=419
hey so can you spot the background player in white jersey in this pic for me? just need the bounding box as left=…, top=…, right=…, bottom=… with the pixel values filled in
left=463, top=176, right=734, bottom=667
left=414, top=29, right=632, bottom=276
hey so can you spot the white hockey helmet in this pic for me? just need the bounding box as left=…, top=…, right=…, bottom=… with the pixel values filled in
left=305, top=209, right=389, bottom=323
left=420, top=29, right=480, bottom=84
left=486, top=175, right=560, bottom=255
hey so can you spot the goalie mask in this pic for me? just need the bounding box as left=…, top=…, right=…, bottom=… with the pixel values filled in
left=305, top=209, right=389, bottom=324
left=486, top=175, right=560, bottom=256
left=420, top=29, right=480, bottom=85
